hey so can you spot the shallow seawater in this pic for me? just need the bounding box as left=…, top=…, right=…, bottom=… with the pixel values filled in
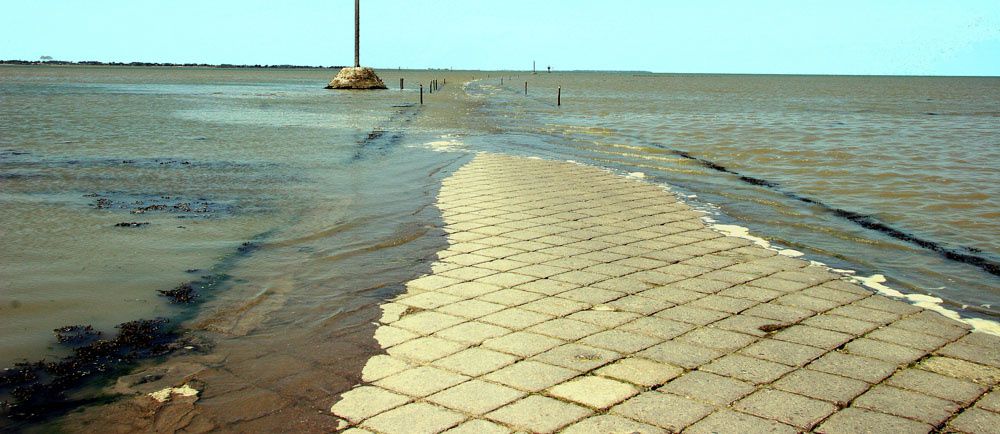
left=462, top=72, right=1000, bottom=317
left=1, top=66, right=999, bottom=428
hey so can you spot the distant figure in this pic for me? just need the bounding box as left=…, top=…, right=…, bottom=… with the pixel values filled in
left=547, top=66, right=551, bottom=73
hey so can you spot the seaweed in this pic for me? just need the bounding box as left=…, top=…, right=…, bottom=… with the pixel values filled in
left=158, top=283, right=197, bottom=304
left=1, top=318, right=175, bottom=420
left=114, top=222, right=149, bottom=228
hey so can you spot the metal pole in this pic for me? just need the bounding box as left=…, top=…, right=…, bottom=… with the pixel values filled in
left=558, top=87, right=561, bottom=106
left=420, top=84, right=423, bottom=104
left=354, top=0, right=360, bottom=68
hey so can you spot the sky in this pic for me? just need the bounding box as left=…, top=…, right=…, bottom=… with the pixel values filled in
left=1, top=0, right=998, bottom=76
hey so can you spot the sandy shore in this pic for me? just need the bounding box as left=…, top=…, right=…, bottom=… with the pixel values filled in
left=330, top=153, right=999, bottom=433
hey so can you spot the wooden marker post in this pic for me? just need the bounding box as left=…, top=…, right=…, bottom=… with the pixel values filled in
left=524, top=81, right=528, bottom=95
left=400, top=78, right=404, bottom=90
left=420, top=84, right=423, bottom=104
left=558, top=87, right=561, bottom=106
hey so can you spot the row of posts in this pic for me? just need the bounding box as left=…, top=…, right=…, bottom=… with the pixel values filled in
left=405, top=76, right=560, bottom=106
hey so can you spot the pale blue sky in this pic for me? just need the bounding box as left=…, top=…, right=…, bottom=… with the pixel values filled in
left=2, top=0, right=998, bottom=75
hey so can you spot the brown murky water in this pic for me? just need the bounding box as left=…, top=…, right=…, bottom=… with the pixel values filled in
left=1, top=67, right=998, bottom=430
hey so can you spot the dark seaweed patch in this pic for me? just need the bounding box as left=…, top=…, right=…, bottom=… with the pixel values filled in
left=158, top=283, right=197, bottom=304
left=1, top=318, right=174, bottom=420
left=114, top=222, right=149, bottom=228
left=53, top=326, right=102, bottom=346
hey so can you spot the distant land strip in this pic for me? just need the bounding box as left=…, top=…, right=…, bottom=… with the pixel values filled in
left=1, top=59, right=345, bottom=69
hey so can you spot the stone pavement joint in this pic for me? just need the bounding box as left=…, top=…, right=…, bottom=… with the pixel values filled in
left=329, top=153, right=1000, bottom=433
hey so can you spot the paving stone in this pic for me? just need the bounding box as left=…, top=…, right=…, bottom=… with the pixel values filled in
left=479, top=258, right=531, bottom=272
left=807, top=352, right=898, bottom=384
left=735, top=388, right=838, bottom=430
left=639, top=286, right=704, bottom=304
left=386, top=336, right=468, bottom=363
left=885, top=368, right=987, bottom=405
left=619, top=316, right=695, bottom=340
left=532, top=343, right=622, bottom=371
left=515, top=278, right=578, bottom=296
left=655, top=305, right=731, bottom=325
left=561, top=414, right=666, bottom=434
left=481, top=360, right=579, bottom=392
left=436, top=299, right=508, bottom=319
left=937, top=339, right=1000, bottom=368
left=478, top=288, right=544, bottom=306
left=918, top=356, right=1000, bottom=385
left=548, top=376, right=639, bottom=409
left=518, top=296, right=589, bottom=316
left=397, top=291, right=464, bottom=310
left=947, top=408, right=1000, bottom=434
left=439, top=266, right=497, bottom=281
left=391, top=311, right=466, bottom=335
left=360, top=355, right=412, bottom=382
left=525, top=317, right=602, bottom=341
left=362, top=402, right=465, bottom=434
left=772, top=325, right=854, bottom=350
left=701, top=354, right=795, bottom=385
left=718, top=285, right=784, bottom=302
left=854, top=296, right=924, bottom=315
left=827, top=304, right=901, bottom=324
left=659, top=371, right=755, bottom=405
left=434, top=321, right=511, bottom=345
left=567, top=310, right=641, bottom=328
left=865, top=326, right=951, bottom=351
left=409, top=275, right=463, bottom=291
left=477, top=272, right=538, bottom=288
left=742, top=303, right=814, bottom=323
left=814, top=407, right=931, bottom=434
left=594, top=276, right=655, bottom=294
left=976, top=389, right=1000, bottom=412
left=803, top=314, right=880, bottom=335
left=481, top=331, right=564, bottom=357
left=373, top=325, right=419, bottom=348
left=432, top=347, right=520, bottom=377
left=443, top=419, right=511, bottom=434
left=638, top=341, right=723, bottom=369
left=677, top=327, right=758, bottom=352
left=688, top=294, right=758, bottom=313
left=740, top=338, right=827, bottom=367
left=515, top=263, right=571, bottom=278
left=852, top=384, right=959, bottom=425
left=772, top=369, right=871, bottom=406
left=801, top=285, right=868, bottom=304
left=685, top=409, right=799, bottom=434
left=594, top=357, right=684, bottom=387
left=426, top=380, right=526, bottom=415
left=558, top=287, right=624, bottom=304
left=486, top=395, right=592, bottom=433
left=611, top=391, right=713, bottom=431
left=479, top=307, right=553, bottom=329
left=773, top=293, right=843, bottom=312
left=551, top=270, right=609, bottom=286
left=712, top=314, right=780, bottom=337
left=747, top=277, right=812, bottom=292
left=605, top=295, right=672, bottom=315
left=331, top=386, right=411, bottom=423
left=845, top=338, right=927, bottom=364
left=579, top=329, right=661, bottom=353
left=437, top=281, right=503, bottom=298
left=374, top=366, right=470, bottom=398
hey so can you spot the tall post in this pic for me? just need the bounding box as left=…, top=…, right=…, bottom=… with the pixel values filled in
left=354, top=0, right=360, bottom=68
left=420, top=84, right=423, bottom=104
left=400, top=77, right=404, bottom=90
left=558, top=86, right=561, bottom=106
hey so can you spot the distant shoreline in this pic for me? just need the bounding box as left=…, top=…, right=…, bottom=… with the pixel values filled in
left=1, top=60, right=344, bottom=69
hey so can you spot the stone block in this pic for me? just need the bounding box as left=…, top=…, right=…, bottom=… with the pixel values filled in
left=735, top=388, right=837, bottom=430
left=815, top=408, right=931, bottom=434
left=481, top=360, right=579, bottom=392
left=594, top=357, right=684, bottom=387
left=361, top=402, right=465, bottom=434
left=548, top=376, right=639, bottom=409
left=772, top=369, right=870, bottom=406
left=486, top=395, right=592, bottom=433
left=659, top=371, right=755, bottom=405
left=610, top=392, right=713, bottom=431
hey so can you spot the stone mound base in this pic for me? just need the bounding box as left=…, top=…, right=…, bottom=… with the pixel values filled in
left=326, top=67, right=387, bottom=90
